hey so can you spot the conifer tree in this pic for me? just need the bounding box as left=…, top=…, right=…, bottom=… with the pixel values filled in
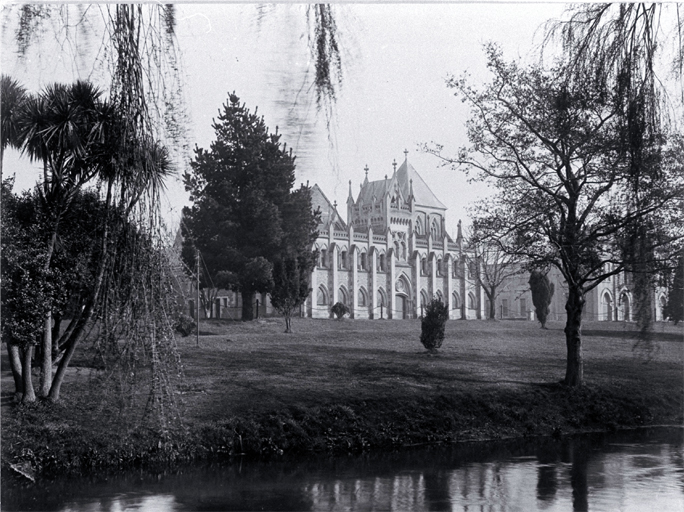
left=183, top=93, right=317, bottom=321
left=529, top=271, right=555, bottom=329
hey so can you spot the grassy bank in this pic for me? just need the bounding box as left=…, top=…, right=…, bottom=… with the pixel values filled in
left=2, top=318, right=682, bottom=479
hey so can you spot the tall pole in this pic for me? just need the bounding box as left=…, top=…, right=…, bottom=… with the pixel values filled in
left=196, top=249, right=200, bottom=347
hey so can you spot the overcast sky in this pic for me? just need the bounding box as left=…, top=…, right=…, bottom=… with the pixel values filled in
left=2, top=3, right=569, bottom=236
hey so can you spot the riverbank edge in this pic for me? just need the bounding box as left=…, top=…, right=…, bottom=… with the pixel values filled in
left=2, top=382, right=682, bottom=482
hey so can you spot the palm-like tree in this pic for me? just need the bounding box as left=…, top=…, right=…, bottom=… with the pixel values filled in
left=1, top=75, right=28, bottom=400
left=1, top=75, right=27, bottom=174
left=10, top=79, right=173, bottom=401
left=14, top=81, right=113, bottom=400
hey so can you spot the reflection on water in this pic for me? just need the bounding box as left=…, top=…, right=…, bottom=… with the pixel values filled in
left=3, top=427, right=683, bottom=511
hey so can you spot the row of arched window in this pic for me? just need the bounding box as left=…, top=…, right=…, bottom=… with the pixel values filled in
left=415, top=217, right=442, bottom=240
left=316, top=285, right=387, bottom=308
left=316, top=246, right=475, bottom=280
left=317, top=248, right=388, bottom=272
left=316, top=284, right=476, bottom=312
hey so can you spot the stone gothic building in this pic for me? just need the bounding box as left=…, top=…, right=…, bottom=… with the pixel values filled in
left=307, top=152, right=483, bottom=320
left=305, top=152, right=668, bottom=323
left=185, top=151, right=668, bottom=324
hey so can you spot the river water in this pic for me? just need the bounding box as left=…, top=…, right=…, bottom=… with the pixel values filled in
left=3, top=427, right=683, bottom=511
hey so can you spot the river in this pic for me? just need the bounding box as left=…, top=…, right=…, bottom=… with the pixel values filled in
left=3, top=427, right=682, bottom=511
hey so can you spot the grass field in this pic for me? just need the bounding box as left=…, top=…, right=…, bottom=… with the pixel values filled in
left=2, top=317, right=682, bottom=477
left=176, top=317, right=682, bottom=420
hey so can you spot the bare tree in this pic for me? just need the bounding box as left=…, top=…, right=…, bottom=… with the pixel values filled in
left=467, top=227, right=523, bottom=320
left=427, top=46, right=683, bottom=387
left=546, top=3, right=684, bottom=341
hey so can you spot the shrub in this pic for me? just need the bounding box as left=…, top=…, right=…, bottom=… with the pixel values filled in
left=330, top=302, right=349, bottom=320
left=420, top=298, right=449, bottom=352
left=175, top=314, right=196, bottom=337
left=529, top=270, right=554, bottom=328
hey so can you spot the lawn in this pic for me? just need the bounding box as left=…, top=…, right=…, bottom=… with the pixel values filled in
left=176, top=317, right=683, bottom=420
left=2, top=317, right=682, bottom=477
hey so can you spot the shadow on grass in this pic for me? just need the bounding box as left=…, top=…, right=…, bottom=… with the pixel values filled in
left=583, top=330, right=683, bottom=342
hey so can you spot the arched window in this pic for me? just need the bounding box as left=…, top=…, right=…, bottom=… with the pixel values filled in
left=320, top=249, right=327, bottom=268
left=420, top=290, right=429, bottom=307
left=431, top=219, right=439, bottom=240
left=421, top=257, right=427, bottom=275
left=416, top=217, right=423, bottom=235
left=437, top=258, right=443, bottom=276
left=468, top=292, right=476, bottom=309
left=360, top=252, right=367, bottom=270
left=377, top=288, right=386, bottom=307
left=358, top=288, right=367, bottom=307
left=602, top=291, right=613, bottom=321
left=436, top=290, right=444, bottom=304
left=339, top=286, right=348, bottom=305
left=378, top=254, right=385, bottom=272
left=317, top=286, right=329, bottom=306
left=620, top=293, right=630, bottom=321
left=452, top=291, right=461, bottom=309
left=340, top=250, right=347, bottom=270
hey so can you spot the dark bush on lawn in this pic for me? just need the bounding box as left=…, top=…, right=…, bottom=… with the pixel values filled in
left=175, top=314, right=197, bottom=337
left=331, top=302, right=349, bottom=320
left=420, top=298, right=449, bottom=352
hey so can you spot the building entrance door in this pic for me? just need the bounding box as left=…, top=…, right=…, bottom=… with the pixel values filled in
left=396, top=294, right=408, bottom=319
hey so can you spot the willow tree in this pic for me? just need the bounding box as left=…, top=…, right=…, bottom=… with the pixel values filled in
left=428, top=46, right=683, bottom=387
left=8, top=4, right=344, bottom=141
left=546, top=4, right=684, bottom=341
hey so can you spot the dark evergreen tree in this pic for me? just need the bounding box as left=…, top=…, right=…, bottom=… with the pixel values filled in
left=664, top=253, right=683, bottom=326
left=330, top=302, right=349, bottom=320
left=183, top=93, right=317, bottom=321
left=529, top=271, right=555, bottom=329
left=420, top=298, right=449, bottom=353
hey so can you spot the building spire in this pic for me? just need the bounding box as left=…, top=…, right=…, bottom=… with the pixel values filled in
left=457, top=219, right=463, bottom=241
left=404, top=148, right=409, bottom=162
left=348, top=180, right=353, bottom=199
left=409, top=178, right=414, bottom=200
left=392, top=159, right=397, bottom=175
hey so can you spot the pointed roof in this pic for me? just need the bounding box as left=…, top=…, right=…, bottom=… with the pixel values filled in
left=395, top=159, right=446, bottom=209
left=311, top=184, right=347, bottom=230
left=356, top=176, right=392, bottom=205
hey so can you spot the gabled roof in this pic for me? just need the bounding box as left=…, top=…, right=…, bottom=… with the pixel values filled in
left=356, top=177, right=391, bottom=205
left=396, top=159, right=446, bottom=210
left=311, top=184, right=347, bottom=230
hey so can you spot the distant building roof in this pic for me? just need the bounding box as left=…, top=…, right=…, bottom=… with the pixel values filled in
left=311, top=184, right=347, bottom=231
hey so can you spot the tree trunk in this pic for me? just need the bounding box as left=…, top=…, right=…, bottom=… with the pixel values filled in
left=487, top=288, right=497, bottom=320
left=564, top=287, right=585, bottom=387
left=49, top=326, right=80, bottom=402
left=39, top=313, right=53, bottom=396
left=40, top=216, right=60, bottom=397
left=242, top=290, right=255, bottom=321
left=633, top=269, right=653, bottom=341
left=49, top=179, right=114, bottom=402
left=7, top=343, right=24, bottom=400
left=22, top=345, right=36, bottom=403
left=52, top=314, right=62, bottom=352
left=285, top=314, right=292, bottom=333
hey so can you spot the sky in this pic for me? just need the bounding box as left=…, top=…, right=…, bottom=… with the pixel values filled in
left=2, top=3, right=569, bottom=238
